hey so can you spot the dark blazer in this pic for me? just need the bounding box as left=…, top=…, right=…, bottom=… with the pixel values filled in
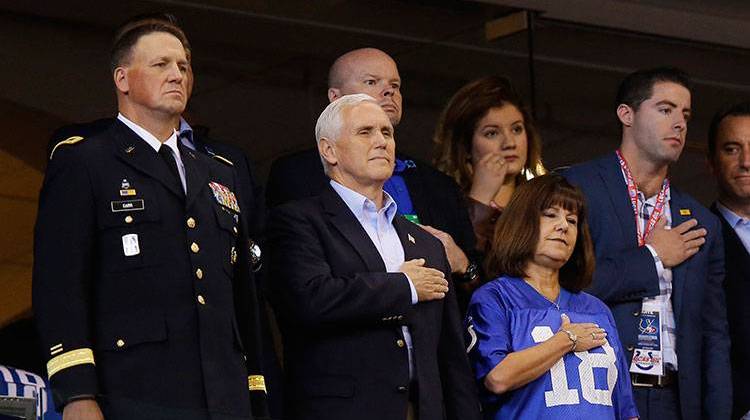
left=711, top=203, right=750, bottom=419
left=34, top=120, right=267, bottom=419
left=265, top=148, right=477, bottom=258
left=563, top=152, right=731, bottom=420
left=266, top=185, right=480, bottom=420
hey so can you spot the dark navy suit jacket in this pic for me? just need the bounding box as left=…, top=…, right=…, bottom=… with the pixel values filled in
left=712, top=203, right=750, bottom=419
left=564, top=152, right=731, bottom=420
left=266, top=185, right=480, bottom=420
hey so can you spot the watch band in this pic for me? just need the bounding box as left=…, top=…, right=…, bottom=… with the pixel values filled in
left=460, top=261, right=480, bottom=283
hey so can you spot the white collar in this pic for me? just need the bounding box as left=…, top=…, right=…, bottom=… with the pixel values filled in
left=117, top=113, right=179, bottom=154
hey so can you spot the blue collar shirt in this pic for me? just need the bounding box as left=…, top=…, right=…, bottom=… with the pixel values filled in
left=717, top=201, right=750, bottom=253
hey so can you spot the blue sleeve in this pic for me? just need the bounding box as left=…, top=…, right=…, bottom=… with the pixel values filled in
left=604, top=309, right=639, bottom=419
left=465, top=287, right=512, bottom=382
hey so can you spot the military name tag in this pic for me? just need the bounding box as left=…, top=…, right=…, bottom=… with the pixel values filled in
left=111, top=199, right=145, bottom=212
left=122, top=234, right=140, bottom=256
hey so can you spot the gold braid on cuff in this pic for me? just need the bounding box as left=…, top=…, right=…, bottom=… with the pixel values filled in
left=47, top=348, right=95, bottom=378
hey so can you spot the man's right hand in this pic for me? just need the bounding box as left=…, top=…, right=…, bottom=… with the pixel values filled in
left=646, top=217, right=707, bottom=268
left=63, top=399, right=104, bottom=420
left=400, top=258, right=449, bottom=302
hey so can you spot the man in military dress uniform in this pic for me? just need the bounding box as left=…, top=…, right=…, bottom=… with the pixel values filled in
left=33, top=19, right=268, bottom=420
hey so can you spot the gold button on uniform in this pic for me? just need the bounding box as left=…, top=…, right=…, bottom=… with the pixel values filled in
left=186, top=217, right=196, bottom=228
left=231, top=247, right=237, bottom=264
left=396, top=339, right=405, bottom=348
left=197, top=295, right=206, bottom=305
left=190, top=242, right=200, bottom=253
left=232, top=226, right=238, bottom=236
left=116, top=339, right=125, bottom=348
left=124, top=215, right=133, bottom=224
left=195, top=268, right=203, bottom=279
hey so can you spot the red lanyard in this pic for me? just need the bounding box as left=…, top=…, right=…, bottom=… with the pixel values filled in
left=616, top=150, right=669, bottom=247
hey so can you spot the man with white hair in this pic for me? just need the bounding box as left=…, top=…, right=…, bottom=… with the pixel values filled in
left=266, top=48, right=481, bottom=296
left=266, top=94, right=480, bottom=420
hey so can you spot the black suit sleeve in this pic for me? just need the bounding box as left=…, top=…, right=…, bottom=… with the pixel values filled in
left=32, top=147, right=99, bottom=409
left=234, top=151, right=265, bottom=241
left=445, top=173, right=478, bottom=259
left=266, top=203, right=412, bottom=329
left=435, top=252, right=482, bottom=420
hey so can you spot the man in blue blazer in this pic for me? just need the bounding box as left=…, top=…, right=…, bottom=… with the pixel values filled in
left=707, top=102, right=750, bottom=419
left=266, top=94, right=480, bottom=420
left=564, top=67, right=730, bottom=420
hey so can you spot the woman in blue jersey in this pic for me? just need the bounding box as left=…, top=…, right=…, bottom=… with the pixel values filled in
left=465, top=174, right=638, bottom=419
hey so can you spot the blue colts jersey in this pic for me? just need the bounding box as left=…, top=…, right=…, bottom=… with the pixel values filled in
left=465, top=277, right=638, bottom=420
left=0, top=364, right=61, bottom=420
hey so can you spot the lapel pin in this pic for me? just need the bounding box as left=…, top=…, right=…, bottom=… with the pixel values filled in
left=408, top=234, right=415, bottom=244
left=679, top=209, right=691, bottom=216
left=125, top=146, right=135, bottom=154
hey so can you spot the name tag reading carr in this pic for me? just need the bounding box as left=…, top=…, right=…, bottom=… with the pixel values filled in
left=111, top=199, right=145, bottom=212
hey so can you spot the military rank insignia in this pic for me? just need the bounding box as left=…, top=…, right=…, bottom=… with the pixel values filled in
left=208, top=181, right=240, bottom=213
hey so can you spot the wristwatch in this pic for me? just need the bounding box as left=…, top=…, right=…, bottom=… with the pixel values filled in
left=460, top=261, right=480, bottom=283
left=248, top=238, right=262, bottom=272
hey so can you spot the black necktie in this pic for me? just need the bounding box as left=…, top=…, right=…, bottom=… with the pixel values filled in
left=158, top=145, right=184, bottom=195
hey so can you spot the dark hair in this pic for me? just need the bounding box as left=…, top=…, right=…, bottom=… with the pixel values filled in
left=707, top=101, right=750, bottom=157
left=485, top=174, right=595, bottom=292
left=616, top=67, right=692, bottom=111
left=110, top=14, right=190, bottom=72
left=433, top=75, right=543, bottom=190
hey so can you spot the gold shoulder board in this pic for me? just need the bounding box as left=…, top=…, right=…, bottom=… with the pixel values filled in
left=50, top=136, right=85, bottom=160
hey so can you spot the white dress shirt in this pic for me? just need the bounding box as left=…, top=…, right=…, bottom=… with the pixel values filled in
left=117, top=113, right=187, bottom=193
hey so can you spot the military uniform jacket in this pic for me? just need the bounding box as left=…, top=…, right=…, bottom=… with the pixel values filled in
left=33, top=120, right=267, bottom=419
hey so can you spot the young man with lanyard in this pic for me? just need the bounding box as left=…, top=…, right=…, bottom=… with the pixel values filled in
left=563, top=67, right=730, bottom=420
